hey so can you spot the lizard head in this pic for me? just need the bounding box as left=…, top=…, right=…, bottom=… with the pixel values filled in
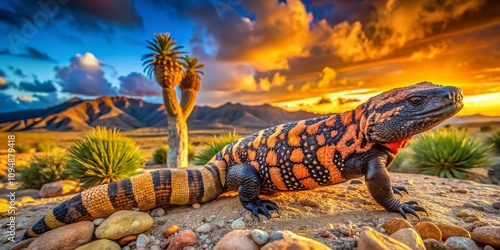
left=361, top=82, right=463, bottom=144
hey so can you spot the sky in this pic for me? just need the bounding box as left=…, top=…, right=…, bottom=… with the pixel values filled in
left=0, top=0, right=499, bottom=116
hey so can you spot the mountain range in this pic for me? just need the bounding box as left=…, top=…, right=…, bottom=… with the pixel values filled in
left=0, top=96, right=317, bottom=131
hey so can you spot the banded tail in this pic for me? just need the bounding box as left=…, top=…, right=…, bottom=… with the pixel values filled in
left=23, top=164, right=227, bottom=239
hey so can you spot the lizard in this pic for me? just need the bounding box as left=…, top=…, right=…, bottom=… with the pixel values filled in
left=23, top=81, right=463, bottom=239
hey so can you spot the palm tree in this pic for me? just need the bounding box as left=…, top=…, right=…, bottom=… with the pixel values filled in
left=142, top=33, right=203, bottom=168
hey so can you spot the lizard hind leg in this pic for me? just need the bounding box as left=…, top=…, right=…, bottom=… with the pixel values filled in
left=227, top=164, right=280, bottom=220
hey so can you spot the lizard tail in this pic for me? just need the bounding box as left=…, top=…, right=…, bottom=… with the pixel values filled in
left=23, top=163, right=227, bottom=239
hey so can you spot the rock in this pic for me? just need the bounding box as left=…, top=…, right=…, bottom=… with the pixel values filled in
left=163, top=225, right=180, bottom=238
left=423, top=238, right=446, bottom=250
left=192, top=203, right=201, bottom=209
left=199, top=234, right=209, bottom=242
left=95, top=210, right=153, bottom=240
left=300, top=199, right=319, bottom=207
left=19, top=196, right=35, bottom=204
left=381, top=218, right=414, bottom=234
left=75, top=239, right=121, bottom=250
left=16, top=189, right=41, bottom=199
left=355, top=227, right=412, bottom=250
left=0, top=203, right=10, bottom=213
left=261, top=230, right=331, bottom=250
left=136, top=233, right=150, bottom=247
left=472, top=226, right=500, bottom=248
left=151, top=207, right=165, bottom=217
left=484, top=245, right=495, bottom=250
left=465, top=215, right=480, bottom=222
left=160, top=230, right=197, bottom=250
left=456, top=189, right=469, bottom=194
left=195, top=223, right=212, bottom=234
left=93, top=218, right=105, bottom=226
left=320, top=230, right=331, bottom=238
left=0, top=198, right=8, bottom=204
left=444, top=237, right=478, bottom=250
left=9, top=238, right=35, bottom=250
left=390, top=228, right=425, bottom=250
left=456, top=210, right=471, bottom=217
left=350, top=179, right=364, bottom=184
left=231, top=218, right=246, bottom=230
left=214, top=230, right=258, bottom=250
left=251, top=229, right=269, bottom=245
left=434, top=223, right=471, bottom=240
left=338, top=225, right=353, bottom=236
left=150, top=246, right=161, bottom=250
left=414, top=221, right=442, bottom=241
left=492, top=202, right=500, bottom=209
left=39, top=180, right=80, bottom=198
left=117, top=235, right=137, bottom=247
left=216, top=220, right=226, bottom=228
left=27, top=221, right=94, bottom=250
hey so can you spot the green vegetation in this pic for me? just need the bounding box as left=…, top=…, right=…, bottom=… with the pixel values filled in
left=66, top=126, right=145, bottom=188
left=487, top=131, right=500, bottom=155
left=14, top=143, right=31, bottom=153
left=480, top=123, right=496, bottom=132
left=20, top=153, right=69, bottom=189
left=193, top=131, right=240, bottom=165
left=408, top=128, right=491, bottom=179
left=153, top=144, right=194, bottom=165
left=34, top=140, right=57, bottom=152
left=387, top=149, right=413, bottom=173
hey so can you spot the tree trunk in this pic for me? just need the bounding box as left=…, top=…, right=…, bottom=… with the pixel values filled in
left=166, top=114, right=188, bottom=168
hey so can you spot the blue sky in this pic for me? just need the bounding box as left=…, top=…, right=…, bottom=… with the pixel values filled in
left=0, top=0, right=499, bottom=115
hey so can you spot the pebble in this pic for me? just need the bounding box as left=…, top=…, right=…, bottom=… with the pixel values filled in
left=214, top=230, right=259, bottom=250
left=358, top=226, right=411, bottom=250
left=192, top=203, right=201, bottom=209
left=423, top=238, right=446, bottom=250
left=338, top=225, right=353, bottom=236
left=381, top=218, right=414, bottom=234
left=465, top=215, right=481, bottom=222
left=151, top=208, right=165, bottom=217
left=434, top=223, right=471, bottom=240
left=15, top=224, right=25, bottom=230
left=195, top=223, right=212, bottom=234
left=472, top=226, right=500, bottom=248
left=215, top=220, right=226, bottom=228
left=261, top=230, right=331, bottom=250
left=160, top=230, right=197, bottom=250
left=163, top=225, right=180, bottom=238
left=251, top=229, right=269, bottom=245
left=456, top=189, right=469, bottom=194
left=390, top=228, right=426, bottom=250
left=244, top=213, right=254, bottom=222
left=136, top=233, right=149, bottom=247
left=199, top=234, right=209, bottom=242
left=95, top=210, right=153, bottom=240
left=75, top=239, right=121, bottom=250
left=93, top=218, right=105, bottom=226
left=444, top=237, right=479, bottom=250
left=492, top=202, right=500, bottom=209
left=150, top=246, right=161, bottom=250
left=117, top=235, right=137, bottom=247
left=27, top=221, right=94, bottom=250
left=456, top=210, right=471, bottom=217
left=350, top=179, right=364, bottom=184
left=19, top=196, right=35, bottom=204
left=300, top=199, right=319, bottom=207
left=320, top=230, right=331, bottom=238
left=484, top=245, right=495, bottom=250
left=414, top=221, right=442, bottom=241
left=231, top=218, right=246, bottom=230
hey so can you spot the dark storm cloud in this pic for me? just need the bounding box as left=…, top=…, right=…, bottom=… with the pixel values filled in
left=7, top=66, right=28, bottom=78
left=19, top=79, right=57, bottom=92
left=0, top=47, right=56, bottom=62
left=118, top=72, right=162, bottom=97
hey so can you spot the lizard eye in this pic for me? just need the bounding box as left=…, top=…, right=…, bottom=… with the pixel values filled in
left=408, top=96, right=423, bottom=106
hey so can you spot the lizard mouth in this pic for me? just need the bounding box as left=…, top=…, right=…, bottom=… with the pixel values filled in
left=415, top=100, right=463, bottom=120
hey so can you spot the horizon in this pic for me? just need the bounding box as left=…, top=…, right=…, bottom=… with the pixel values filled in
left=0, top=0, right=499, bottom=116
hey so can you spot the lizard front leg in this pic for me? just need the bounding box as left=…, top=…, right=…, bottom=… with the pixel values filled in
left=227, top=164, right=280, bottom=220
left=365, top=157, right=428, bottom=220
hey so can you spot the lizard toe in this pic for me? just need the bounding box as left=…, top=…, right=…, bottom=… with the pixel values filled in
left=392, top=186, right=409, bottom=196
left=243, top=199, right=280, bottom=221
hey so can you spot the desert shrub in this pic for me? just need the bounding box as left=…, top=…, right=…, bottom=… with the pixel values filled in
left=408, top=128, right=492, bottom=180
left=20, top=153, right=69, bottom=189
left=66, top=126, right=145, bottom=188
left=487, top=131, right=500, bottom=155
left=193, top=131, right=240, bottom=165
left=153, top=145, right=194, bottom=164
left=480, top=123, right=496, bottom=132
left=34, top=140, right=57, bottom=152
left=387, top=149, right=415, bottom=173
left=14, top=143, right=31, bottom=153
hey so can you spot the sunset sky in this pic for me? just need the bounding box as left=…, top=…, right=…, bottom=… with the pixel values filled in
left=0, top=0, right=499, bottom=116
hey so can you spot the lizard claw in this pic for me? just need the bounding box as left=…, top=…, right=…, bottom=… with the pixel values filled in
left=392, top=186, right=409, bottom=197
left=392, top=200, right=428, bottom=221
left=243, top=199, right=280, bottom=221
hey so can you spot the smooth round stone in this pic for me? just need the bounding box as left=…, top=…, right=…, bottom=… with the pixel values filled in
left=390, top=228, right=425, bottom=250
left=261, top=230, right=332, bottom=250
left=93, top=218, right=105, bottom=226
left=415, top=222, right=442, bottom=241
left=214, top=230, right=259, bottom=250
left=27, top=221, right=94, bottom=250
left=195, top=223, right=212, bottom=234
left=444, top=237, right=479, bottom=250
left=136, top=233, right=150, bottom=247
left=358, top=226, right=411, bottom=250
left=472, top=226, right=500, bottom=248
left=160, top=230, right=197, bottom=249
left=381, top=218, right=414, bottom=234
left=75, top=239, right=121, bottom=250
left=95, top=210, right=153, bottom=240
left=434, top=223, right=470, bottom=240
left=150, top=208, right=165, bottom=217
left=163, top=225, right=180, bottom=238
left=231, top=218, right=246, bottom=230
left=215, top=220, right=226, bottom=228
left=251, top=229, right=269, bottom=246
left=423, top=238, right=446, bottom=250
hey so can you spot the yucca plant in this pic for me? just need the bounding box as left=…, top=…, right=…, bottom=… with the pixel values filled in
left=14, top=143, right=31, bottom=153
left=34, top=140, right=57, bottom=152
left=20, top=153, right=69, bottom=189
left=66, top=126, right=145, bottom=188
left=487, top=131, right=500, bottom=155
left=409, top=128, right=492, bottom=179
left=193, top=131, right=240, bottom=165
left=153, top=144, right=194, bottom=164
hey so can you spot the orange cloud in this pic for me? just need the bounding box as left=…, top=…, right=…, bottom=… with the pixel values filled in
left=411, top=42, right=449, bottom=62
